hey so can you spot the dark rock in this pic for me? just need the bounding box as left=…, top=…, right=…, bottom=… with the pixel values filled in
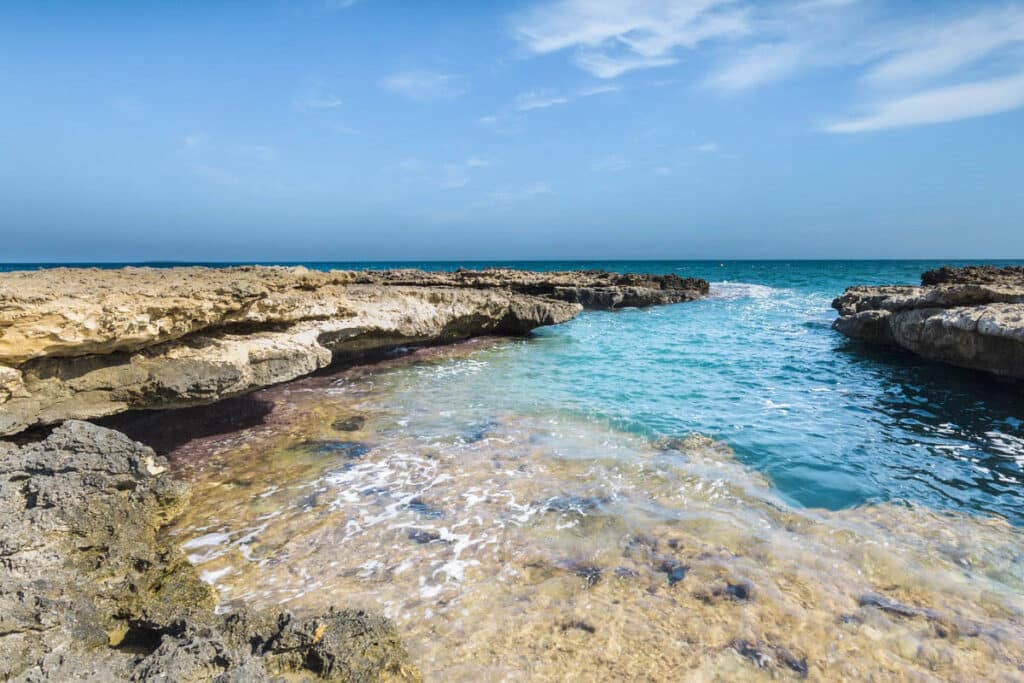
left=408, top=528, right=441, bottom=544
left=461, top=418, right=499, bottom=443
left=566, top=562, right=603, bottom=587
left=731, top=639, right=772, bottom=668
left=775, top=646, right=809, bottom=677
left=725, top=581, right=753, bottom=601
left=658, top=560, right=688, bottom=586
left=331, top=415, right=366, bottom=432
left=544, top=495, right=608, bottom=516
left=921, top=265, right=1024, bottom=287
left=560, top=620, right=596, bottom=634
left=614, top=566, right=639, bottom=578
left=406, top=497, right=445, bottom=519
left=295, top=440, right=373, bottom=459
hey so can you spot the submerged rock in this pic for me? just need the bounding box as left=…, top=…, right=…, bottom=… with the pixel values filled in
left=0, top=421, right=416, bottom=681
left=832, top=265, right=1024, bottom=380
left=332, top=415, right=367, bottom=432
left=296, top=439, right=373, bottom=459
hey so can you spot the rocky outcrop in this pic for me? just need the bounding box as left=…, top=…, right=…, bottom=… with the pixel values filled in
left=0, top=420, right=415, bottom=681
left=0, top=267, right=707, bottom=436
left=832, top=265, right=1024, bottom=380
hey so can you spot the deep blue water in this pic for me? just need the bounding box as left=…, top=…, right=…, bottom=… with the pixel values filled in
left=5, top=260, right=1023, bottom=523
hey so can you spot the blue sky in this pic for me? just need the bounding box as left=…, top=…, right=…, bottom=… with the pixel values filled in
left=1, top=0, right=1022, bottom=261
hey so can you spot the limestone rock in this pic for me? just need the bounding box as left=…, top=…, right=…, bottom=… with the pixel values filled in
left=832, top=266, right=1024, bottom=380
left=0, top=421, right=415, bottom=681
left=0, top=266, right=707, bottom=435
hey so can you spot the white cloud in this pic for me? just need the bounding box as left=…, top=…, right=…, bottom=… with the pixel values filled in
left=382, top=70, right=467, bottom=101
left=864, top=7, right=1024, bottom=86
left=513, top=83, right=621, bottom=112
left=294, top=79, right=342, bottom=111
left=577, top=84, right=621, bottom=96
left=692, top=141, right=719, bottom=153
left=573, top=52, right=678, bottom=79
left=512, top=0, right=749, bottom=79
left=703, top=42, right=805, bottom=93
left=825, top=72, right=1024, bottom=133
left=515, top=89, right=571, bottom=110
left=465, top=156, right=491, bottom=167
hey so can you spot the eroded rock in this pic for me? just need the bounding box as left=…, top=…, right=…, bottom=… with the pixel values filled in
left=0, top=421, right=416, bottom=681
left=0, top=267, right=708, bottom=435
left=832, top=265, right=1024, bottom=380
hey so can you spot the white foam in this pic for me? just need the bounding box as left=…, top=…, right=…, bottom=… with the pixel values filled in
left=708, top=281, right=780, bottom=300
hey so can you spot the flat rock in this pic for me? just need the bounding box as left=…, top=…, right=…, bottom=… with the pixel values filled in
left=0, top=267, right=707, bottom=435
left=832, top=266, right=1024, bottom=380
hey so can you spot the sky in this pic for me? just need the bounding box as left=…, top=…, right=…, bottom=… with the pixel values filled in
left=1, top=0, right=1023, bottom=262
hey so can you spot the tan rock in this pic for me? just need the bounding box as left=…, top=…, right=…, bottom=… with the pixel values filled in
left=832, top=266, right=1024, bottom=380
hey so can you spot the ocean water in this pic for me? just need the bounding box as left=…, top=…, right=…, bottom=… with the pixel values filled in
left=16, top=259, right=1021, bottom=522
left=14, top=259, right=1024, bottom=678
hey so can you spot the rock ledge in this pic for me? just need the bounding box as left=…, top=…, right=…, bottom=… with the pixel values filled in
left=832, top=265, right=1024, bottom=380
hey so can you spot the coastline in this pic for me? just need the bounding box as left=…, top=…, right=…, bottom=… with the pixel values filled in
left=0, top=266, right=707, bottom=680
left=2, top=263, right=1023, bottom=680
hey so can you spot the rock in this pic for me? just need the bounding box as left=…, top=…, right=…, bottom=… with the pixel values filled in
left=0, top=266, right=707, bottom=436
left=405, top=497, right=445, bottom=519
left=560, top=621, right=596, bottom=634
left=407, top=528, right=441, bottom=544
left=295, top=440, right=373, bottom=459
left=332, top=415, right=366, bottom=432
left=832, top=266, right=1024, bottom=380
left=0, top=421, right=416, bottom=681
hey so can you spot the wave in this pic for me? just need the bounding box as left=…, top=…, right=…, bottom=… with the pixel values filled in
left=707, top=280, right=780, bottom=300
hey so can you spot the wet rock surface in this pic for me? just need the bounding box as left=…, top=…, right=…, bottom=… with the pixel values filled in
left=0, top=421, right=416, bottom=681
left=0, top=266, right=707, bottom=436
left=832, top=265, right=1024, bottom=380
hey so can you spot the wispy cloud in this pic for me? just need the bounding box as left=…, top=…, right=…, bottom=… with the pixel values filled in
left=703, top=42, right=805, bottom=93
left=293, top=79, right=342, bottom=111
left=863, top=7, right=1024, bottom=86
left=515, top=89, right=570, bottom=111
left=692, top=141, right=719, bottom=153
left=513, top=83, right=620, bottom=111
left=511, top=0, right=749, bottom=79
left=825, top=72, right=1024, bottom=133
left=381, top=69, right=467, bottom=101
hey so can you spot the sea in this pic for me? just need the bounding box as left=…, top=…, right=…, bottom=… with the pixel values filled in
left=9, top=259, right=1024, bottom=679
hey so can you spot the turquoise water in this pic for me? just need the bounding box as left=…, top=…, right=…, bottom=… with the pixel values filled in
left=6, top=260, right=1023, bottom=523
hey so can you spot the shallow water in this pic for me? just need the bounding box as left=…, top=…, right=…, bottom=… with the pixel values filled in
left=166, top=354, right=1024, bottom=678
left=153, top=260, right=1024, bottom=679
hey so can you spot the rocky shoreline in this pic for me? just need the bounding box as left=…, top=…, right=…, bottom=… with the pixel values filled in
left=832, top=265, right=1024, bottom=380
left=0, top=266, right=707, bottom=681
left=0, top=266, right=707, bottom=436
